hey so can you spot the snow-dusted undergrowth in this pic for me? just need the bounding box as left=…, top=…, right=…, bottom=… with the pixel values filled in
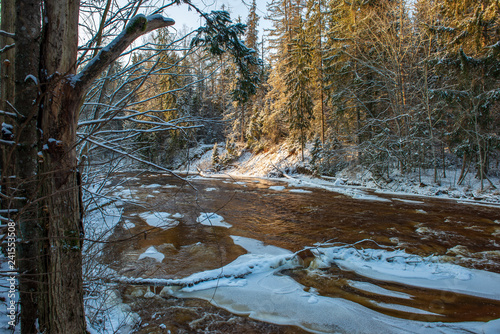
left=82, top=181, right=141, bottom=333
left=182, top=142, right=500, bottom=204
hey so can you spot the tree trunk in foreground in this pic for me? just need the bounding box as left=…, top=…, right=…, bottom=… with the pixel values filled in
left=6, top=0, right=41, bottom=332
left=6, top=1, right=175, bottom=331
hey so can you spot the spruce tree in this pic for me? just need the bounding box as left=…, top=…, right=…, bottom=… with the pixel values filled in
left=429, top=0, right=500, bottom=189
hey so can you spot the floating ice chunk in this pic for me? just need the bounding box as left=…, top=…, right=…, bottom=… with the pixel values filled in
left=269, top=186, right=286, bottom=191
left=139, top=212, right=178, bottom=229
left=143, top=184, right=162, bottom=188
left=144, top=290, right=156, bottom=298
left=114, top=188, right=137, bottom=199
left=122, top=221, right=135, bottom=230
left=197, top=212, right=231, bottom=228
left=138, top=246, right=164, bottom=263
left=205, top=187, right=217, bottom=192
left=231, top=236, right=291, bottom=256
left=289, top=189, right=312, bottom=194
left=393, top=198, right=425, bottom=204
left=348, top=280, right=412, bottom=299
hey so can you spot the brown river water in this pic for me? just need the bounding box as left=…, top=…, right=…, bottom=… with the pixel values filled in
left=101, top=173, right=500, bottom=333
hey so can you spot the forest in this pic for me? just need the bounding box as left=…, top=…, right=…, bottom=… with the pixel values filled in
left=1, top=0, right=499, bottom=333
left=74, top=0, right=500, bottom=190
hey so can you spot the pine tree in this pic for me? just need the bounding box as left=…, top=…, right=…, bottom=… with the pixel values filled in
left=429, top=0, right=500, bottom=189
left=212, top=142, right=221, bottom=170
left=305, top=0, right=328, bottom=143
left=286, top=13, right=314, bottom=161
left=261, top=0, right=295, bottom=143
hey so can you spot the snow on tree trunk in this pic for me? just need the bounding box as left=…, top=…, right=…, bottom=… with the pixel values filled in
left=3, top=1, right=175, bottom=331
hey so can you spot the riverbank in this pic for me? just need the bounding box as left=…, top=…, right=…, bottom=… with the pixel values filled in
left=181, top=142, right=500, bottom=205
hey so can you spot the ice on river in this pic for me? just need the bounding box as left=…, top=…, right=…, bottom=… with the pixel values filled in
left=138, top=212, right=179, bottom=229
left=138, top=246, right=164, bottom=263
left=143, top=183, right=162, bottom=188
left=311, top=245, right=500, bottom=301
left=196, top=212, right=232, bottom=228
left=119, top=236, right=500, bottom=333
left=288, top=188, right=312, bottom=193
left=166, top=237, right=500, bottom=334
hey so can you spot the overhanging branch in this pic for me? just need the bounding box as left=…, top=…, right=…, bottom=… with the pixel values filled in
left=73, top=14, right=175, bottom=90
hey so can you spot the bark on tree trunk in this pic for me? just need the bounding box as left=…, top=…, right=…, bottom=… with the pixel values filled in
left=7, top=2, right=175, bottom=331
left=0, top=0, right=16, bottom=201
left=37, top=1, right=87, bottom=332
left=12, top=0, right=41, bottom=332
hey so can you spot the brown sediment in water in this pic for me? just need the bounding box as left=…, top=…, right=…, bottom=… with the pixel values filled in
left=124, top=293, right=310, bottom=334
left=284, top=265, right=500, bottom=323
left=100, top=173, right=500, bottom=331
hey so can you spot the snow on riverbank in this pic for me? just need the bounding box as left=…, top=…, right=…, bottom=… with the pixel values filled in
left=182, top=142, right=500, bottom=204
left=82, top=185, right=142, bottom=333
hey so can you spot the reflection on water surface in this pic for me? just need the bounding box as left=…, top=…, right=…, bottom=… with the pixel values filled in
left=102, top=173, right=500, bottom=331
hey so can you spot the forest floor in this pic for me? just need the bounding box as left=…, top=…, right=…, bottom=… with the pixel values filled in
left=182, top=142, right=500, bottom=205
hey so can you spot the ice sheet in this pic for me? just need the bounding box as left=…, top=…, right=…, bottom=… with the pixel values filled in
left=138, top=212, right=179, bottom=229
left=120, top=235, right=500, bottom=334
left=138, top=246, right=164, bottom=263
left=169, top=237, right=499, bottom=334
left=197, top=212, right=232, bottom=228
left=312, top=246, right=500, bottom=301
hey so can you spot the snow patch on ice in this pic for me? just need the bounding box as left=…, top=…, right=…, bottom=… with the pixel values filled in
left=310, top=246, right=500, bottom=301
left=288, top=188, right=312, bottom=193
left=138, top=246, right=164, bottom=263
left=86, top=288, right=140, bottom=334
left=143, top=184, right=162, bottom=188
left=196, top=212, right=231, bottom=228
left=138, top=212, right=179, bottom=229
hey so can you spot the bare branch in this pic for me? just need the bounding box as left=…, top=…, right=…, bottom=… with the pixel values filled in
left=0, top=29, right=15, bottom=39
left=73, top=14, right=175, bottom=90
left=0, top=43, right=15, bottom=53
left=80, top=135, right=197, bottom=190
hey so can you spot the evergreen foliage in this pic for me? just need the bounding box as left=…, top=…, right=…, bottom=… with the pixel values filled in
left=110, top=0, right=500, bottom=185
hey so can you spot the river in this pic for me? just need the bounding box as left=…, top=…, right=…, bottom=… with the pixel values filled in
left=101, top=173, right=500, bottom=333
